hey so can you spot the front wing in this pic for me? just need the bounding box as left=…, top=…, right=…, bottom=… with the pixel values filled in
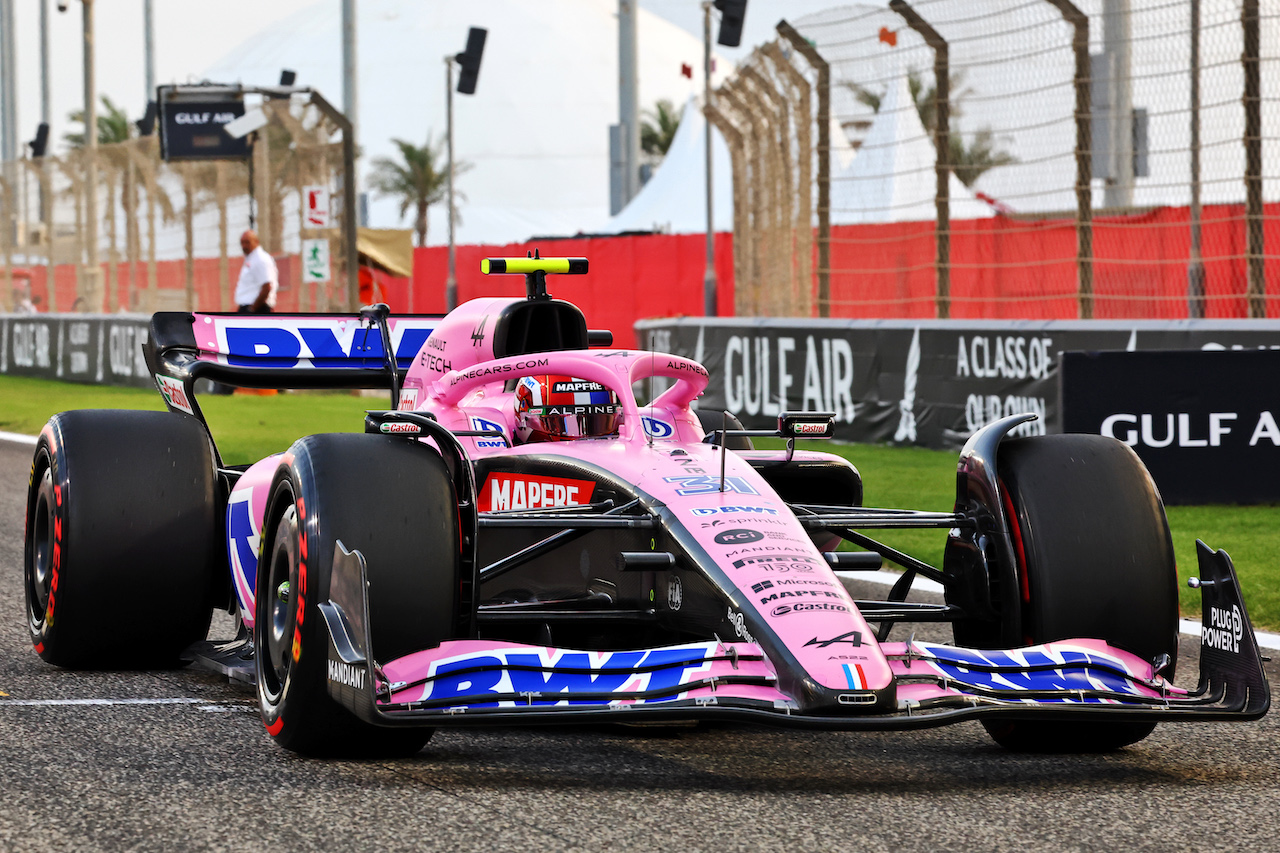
left=318, top=540, right=1269, bottom=730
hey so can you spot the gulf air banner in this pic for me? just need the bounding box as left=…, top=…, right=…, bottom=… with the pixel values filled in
left=1062, top=349, right=1280, bottom=504
left=0, top=315, right=153, bottom=388
left=635, top=318, right=1280, bottom=451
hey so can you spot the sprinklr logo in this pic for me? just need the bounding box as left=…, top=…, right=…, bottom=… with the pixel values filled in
left=1203, top=604, right=1244, bottom=653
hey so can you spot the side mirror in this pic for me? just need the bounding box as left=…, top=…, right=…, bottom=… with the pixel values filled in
left=778, top=411, right=835, bottom=439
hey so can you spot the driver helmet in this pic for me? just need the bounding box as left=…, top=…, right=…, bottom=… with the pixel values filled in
left=514, top=374, right=621, bottom=442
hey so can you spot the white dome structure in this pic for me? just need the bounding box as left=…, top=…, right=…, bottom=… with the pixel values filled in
left=200, top=0, right=736, bottom=246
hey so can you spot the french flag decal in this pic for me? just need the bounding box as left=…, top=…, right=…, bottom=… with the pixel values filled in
left=843, top=663, right=867, bottom=690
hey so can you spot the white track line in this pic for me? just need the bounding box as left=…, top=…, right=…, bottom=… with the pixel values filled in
left=0, top=698, right=215, bottom=707
left=841, top=570, right=1280, bottom=651
left=3, top=425, right=1275, bottom=653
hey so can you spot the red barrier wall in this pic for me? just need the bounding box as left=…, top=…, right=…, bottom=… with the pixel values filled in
left=409, top=233, right=736, bottom=348
left=827, top=203, right=1280, bottom=320
left=12, top=203, right=1276, bottom=328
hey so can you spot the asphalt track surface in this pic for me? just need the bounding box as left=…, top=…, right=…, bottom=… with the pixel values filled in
left=1, top=435, right=1277, bottom=852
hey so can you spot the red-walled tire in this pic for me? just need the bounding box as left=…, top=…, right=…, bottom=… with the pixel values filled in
left=24, top=410, right=219, bottom=668
left=979, top=433, right=1179, bottom=752
left=254, top=433, right=464, bottom=757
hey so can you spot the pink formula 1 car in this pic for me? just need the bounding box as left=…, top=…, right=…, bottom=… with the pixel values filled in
left=23, top=257, right=1269, bottom=757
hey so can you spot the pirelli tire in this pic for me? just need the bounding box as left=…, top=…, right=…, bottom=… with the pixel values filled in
left=979, top=433, right=1180, bottom=753
left=24, top=410, right=220, bottom=668
left=696, top=409, right=753, bottom=451
left=254, top=433, right=466, bottom=758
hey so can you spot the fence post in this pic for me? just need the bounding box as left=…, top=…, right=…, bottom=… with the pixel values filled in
left=1188, top=0, right=1204, bottom=318
left=721, top=84, right=766, bottom=316
left=763, top=41, right=813, bottom=317
left=42, top=155, right=56, bottom=312
left=1242, top=0, right=1263, bottom=318
left=743, top=64, right=795, bottom=316
left=0, top=173, right=11, bottom=311
left=890, top=0, right=951, bottom=319
left=705, top=104, right=749, bottom=314
left=1045, top=0, right=1093, bottom=319
left=777, top=20, right=830, bottom=318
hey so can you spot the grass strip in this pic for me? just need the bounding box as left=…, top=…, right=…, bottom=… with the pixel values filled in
left=4, top=375, right=1275, bottom=629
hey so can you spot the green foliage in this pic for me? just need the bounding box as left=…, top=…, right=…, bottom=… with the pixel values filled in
left=640, top=99, right=681, bottom=159
left=0, top=375, right=370, bottom=466
left=368, top=135, right=470, bottom=247
left=843, top=69, right=1017, bottom=188
left=63, top=95, right=134, bottom=148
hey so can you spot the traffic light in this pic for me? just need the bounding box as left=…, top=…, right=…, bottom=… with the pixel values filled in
left=136, top=101, right=157, bottom=137
left=29, top=123, right=50, bottom=158
left=715, top=0, right=747, bottom=48
left=456, top=27, right=487, bottom=95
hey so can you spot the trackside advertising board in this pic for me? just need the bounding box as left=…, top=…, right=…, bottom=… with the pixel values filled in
left=1061, top=350, right=1280, bottom=505
left=0, top=315, right=153, bottom=388
left=635, top=318, right=1280, bottom=450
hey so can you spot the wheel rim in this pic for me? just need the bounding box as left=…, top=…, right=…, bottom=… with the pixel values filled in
left=26, top=463, right=56, bottom=633
left=260, top=502, right=300, bottom=704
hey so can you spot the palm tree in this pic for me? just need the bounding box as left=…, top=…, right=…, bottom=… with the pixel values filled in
left=368, top=135, right=469, bottom=246
left=843, top=70, right=1016, bottom=187
left=640, top=99, right=681, bottom=162
left=64, top=96, right=136, bottom=309
left=63, top=95, right=133, bottom=147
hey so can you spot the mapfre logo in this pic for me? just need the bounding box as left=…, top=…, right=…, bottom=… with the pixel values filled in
left=479, top=473, right=596, bottom=511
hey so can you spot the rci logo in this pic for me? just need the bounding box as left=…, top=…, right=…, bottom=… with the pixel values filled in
left=713, top=529, right=763, bottom=545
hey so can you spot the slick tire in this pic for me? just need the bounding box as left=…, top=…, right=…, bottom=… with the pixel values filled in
left=696, top=409, right=753, bottom=450
left=255, top=433, right=465, bottom=757
left=24, top=410, right=219, bottom=668
left=978, top=433, right=1179, bottom=752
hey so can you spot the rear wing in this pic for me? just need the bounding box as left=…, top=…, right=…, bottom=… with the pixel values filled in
left=143, top=312, right=441, bottom=449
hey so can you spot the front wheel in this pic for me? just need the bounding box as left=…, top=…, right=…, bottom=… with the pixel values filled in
left=969, top=434, right=1179, bottom=752
left=24, top=410, right=219, bottom=668
left=254, top=433, right=467, bottom=757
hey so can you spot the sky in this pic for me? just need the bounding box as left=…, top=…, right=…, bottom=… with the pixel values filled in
left=7, top=0, right=318, bottom=153
left=5, top=0, right=856, bottom=156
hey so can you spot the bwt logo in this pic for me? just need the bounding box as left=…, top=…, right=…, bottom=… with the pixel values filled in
left=421, top=646, right=713, bottom=705
left=691, top=506, right=779, bottom=516
left=220, top=323, right=434, bottom=369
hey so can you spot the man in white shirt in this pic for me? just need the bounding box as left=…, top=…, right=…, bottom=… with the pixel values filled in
left=235, top=230, right=278, bottom=313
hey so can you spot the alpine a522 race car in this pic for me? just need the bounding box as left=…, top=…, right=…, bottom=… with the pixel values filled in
left=24, top=256, right=1270, bottom=756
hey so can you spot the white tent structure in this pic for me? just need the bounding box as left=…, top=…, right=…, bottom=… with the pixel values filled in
left=829, top=71, right=994, bottom=224
left=198, top=0, right=737, bottom=247
left=793, top=2, right=1280, bottom=214
left=599, top=97, right=733, bottom=235
left=601, top=94, right=860, bottom=235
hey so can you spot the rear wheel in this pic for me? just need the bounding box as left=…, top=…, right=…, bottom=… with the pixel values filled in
left=24, top=410, right=219, bottom=668
left=696, top=409, right=753, bottom=450
left=255, top=433, right=466, bottom=757
left=971, top=434, right=1178, bottom=752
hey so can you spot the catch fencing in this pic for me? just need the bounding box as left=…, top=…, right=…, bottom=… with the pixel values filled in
left=2, top=2, right=1279, bottom=326
left=0, top=98, right=349, bottom=315
left=715, top=0, right=1280, bottom=320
